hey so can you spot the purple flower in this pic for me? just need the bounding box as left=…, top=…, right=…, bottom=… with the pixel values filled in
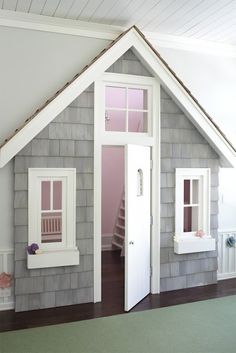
left=27, top=243, right=39, bottom=255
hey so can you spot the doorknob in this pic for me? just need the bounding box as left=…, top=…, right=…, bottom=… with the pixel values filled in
left=129, top=241, right=134, bottom=245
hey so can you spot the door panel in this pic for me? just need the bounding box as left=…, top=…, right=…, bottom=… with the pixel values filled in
left=125, top=144, right=151, bottom=311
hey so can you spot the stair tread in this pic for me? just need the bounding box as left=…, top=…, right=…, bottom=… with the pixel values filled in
left=114, top=232, right=125, bottom=240
left=111, top=192, right=125, bottom=256
left=118, top=216, right=125, bottom=220
left=112, top=241, right=123, bottom=249
left=116, top=224, right=125, bottom=229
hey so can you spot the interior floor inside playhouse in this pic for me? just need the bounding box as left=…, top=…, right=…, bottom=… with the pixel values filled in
left=102, top=146, right=125, bottom=303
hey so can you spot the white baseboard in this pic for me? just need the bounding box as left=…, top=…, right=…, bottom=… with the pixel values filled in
left=217, top=272, right=236, bottom=281
left=102, top=233, right=113, bottom=251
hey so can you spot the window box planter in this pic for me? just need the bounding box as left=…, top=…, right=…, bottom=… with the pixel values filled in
left=27, top=248, right=80, bottom=269
left=174, top=236, right=216, bottom=254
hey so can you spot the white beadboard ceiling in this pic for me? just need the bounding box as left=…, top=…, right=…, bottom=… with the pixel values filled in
left=1, top=0, right=236, bottom=45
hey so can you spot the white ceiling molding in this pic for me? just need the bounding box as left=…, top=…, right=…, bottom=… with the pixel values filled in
left=1, top=9, right=236, bottom=58
left=146, top=31, right=236, bottom=59
left=0, top=9, right=122, bottom=40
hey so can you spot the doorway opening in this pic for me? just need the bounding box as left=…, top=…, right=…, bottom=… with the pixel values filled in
left=101, top=144, right=152, bottom=311
left=102, top=146, right=125, bottom=306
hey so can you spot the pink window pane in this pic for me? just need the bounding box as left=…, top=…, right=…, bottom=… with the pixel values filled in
left=128, top=111, right=147, bottom=132
left=105, top=86, right=126, bottom=109
left=105, top=110, right=126, bottom=132
left=192, top=180, right=199, bottom=204
left=184, top=180, right=190, bottom=205
left=53, top=181, right=62, bottom=210
left=183, top=206, right=198, bottom=232
left=41, top=212, right=62, bottom=243
left=41, top=181, right=50, bottom=210
left=128, top=88, right=147, bottom=110
left=184, top=207, right=192, bottom=232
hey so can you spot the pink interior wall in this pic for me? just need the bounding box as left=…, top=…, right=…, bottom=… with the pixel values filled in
left=102, top=147, right=124, bottom=235
left=102, top=87, right=145, bottom=236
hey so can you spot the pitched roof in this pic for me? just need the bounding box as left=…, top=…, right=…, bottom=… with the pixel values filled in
left=0, top=25, right=235, bottom=167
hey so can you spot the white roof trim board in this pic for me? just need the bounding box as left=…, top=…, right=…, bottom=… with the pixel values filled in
left=0, top=26, right=235, bottom=168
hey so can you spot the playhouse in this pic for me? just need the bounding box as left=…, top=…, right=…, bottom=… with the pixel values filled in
left=0, top=27, right=235, bottom=312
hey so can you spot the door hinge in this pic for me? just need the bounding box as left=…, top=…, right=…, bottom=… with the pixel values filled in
left=150, top=160, right=153, bottom=170
left=150, top=215, right=153, bottom=226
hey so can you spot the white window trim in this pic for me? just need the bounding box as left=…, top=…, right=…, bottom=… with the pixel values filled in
left=174, top=168, right=215, bottom=254
left=27, top=168, right=79, bottom=269
left=100, top=73, right=155, bottom=141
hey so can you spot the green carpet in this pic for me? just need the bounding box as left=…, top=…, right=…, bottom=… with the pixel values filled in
left=1, top=296, right=236, bottom=353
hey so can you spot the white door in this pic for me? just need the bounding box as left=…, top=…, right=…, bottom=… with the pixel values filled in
left=125, top=144, right=151, bottom=311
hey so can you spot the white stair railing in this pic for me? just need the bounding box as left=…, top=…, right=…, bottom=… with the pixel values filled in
left=41, top=213, right=62, bottom=243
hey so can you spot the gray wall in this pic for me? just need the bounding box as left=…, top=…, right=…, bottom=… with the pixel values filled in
left=14, top=86, right=94, bottom=312
left=106, top=48, right=152, bottom=76
left=160, top=88, right=219, bottom=291
left=0, top=27, right=109, bottom=142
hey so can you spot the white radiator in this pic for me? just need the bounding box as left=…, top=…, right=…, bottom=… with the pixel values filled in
left=218, top=230, right=236, bottom=280
left=0, top=249, right=14, bottom=310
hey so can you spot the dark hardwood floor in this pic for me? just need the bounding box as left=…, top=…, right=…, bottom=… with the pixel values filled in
left=1, top=250, right=236, bottom=332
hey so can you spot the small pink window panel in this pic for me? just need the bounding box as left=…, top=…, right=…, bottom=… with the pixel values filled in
left=41, top=181, right=50, bottom=210
left=183, top=206, right=199, bottom=233
left=184, top=180, right=190, bottom=205
left=183, top=178, right=200, bottom=233
left=128, top=88, right=148, bottom=110
left=41, top=212, right=62, bottom=243
left=128, top=111, right=147, bottom=132
left=53, top=181, right=62, bottom=210
left=105, top=86, right=126, bottom=109
left=105, top=110, right=126, bottom=132
left=192, top=180, right=199, bottom=203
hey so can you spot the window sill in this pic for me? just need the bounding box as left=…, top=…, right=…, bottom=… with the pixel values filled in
left=174, top=236, right=216, bottom=254
left=27, top=248, right=80, bottom=269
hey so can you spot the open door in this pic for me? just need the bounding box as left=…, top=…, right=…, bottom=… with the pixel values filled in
left=125, top=144, right=151, bottom=311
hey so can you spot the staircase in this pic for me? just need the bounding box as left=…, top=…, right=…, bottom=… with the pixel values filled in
left=111, top=192, right=125, bottom=256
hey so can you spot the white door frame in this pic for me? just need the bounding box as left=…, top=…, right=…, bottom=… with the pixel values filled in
left=93, top=73, right=160, bottom=302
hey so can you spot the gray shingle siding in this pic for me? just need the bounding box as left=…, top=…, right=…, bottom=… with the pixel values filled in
left=106, top=48, right=153, bottom=76
left=160, top=88, right=219, bottom=292
left=14, top=85, right=94, bottom=312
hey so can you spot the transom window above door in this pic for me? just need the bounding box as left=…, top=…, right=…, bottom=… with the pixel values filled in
left=105, top=85, right=148, bottom=133
left=95, top=74, right=157, bottom=144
